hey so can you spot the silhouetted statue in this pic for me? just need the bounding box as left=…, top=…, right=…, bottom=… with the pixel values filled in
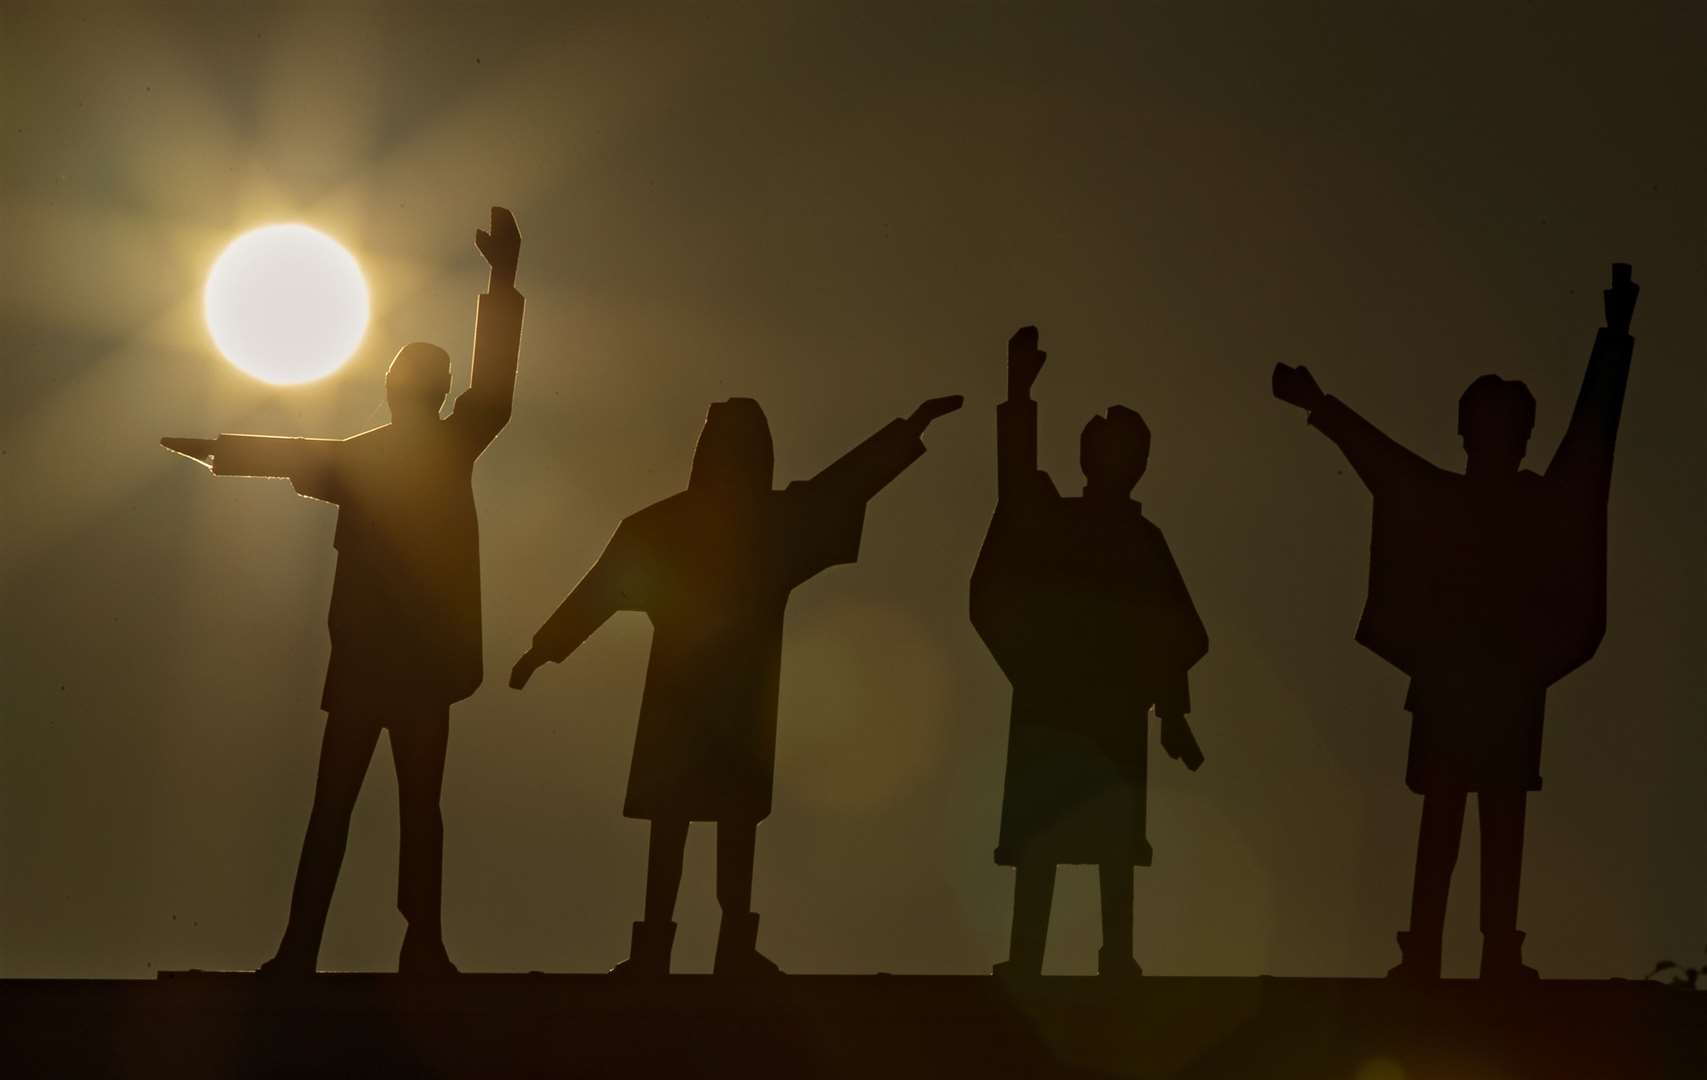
left=971, top=327, right=1209, bottom=979
left=1272, top=264, right=1638, bottom=981
left=161, top=207, right=527, bottom=977
left=510, top=393, right=964, bottom=975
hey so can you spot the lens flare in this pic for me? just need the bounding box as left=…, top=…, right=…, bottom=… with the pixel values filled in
left=203, top=224, right=369, bottom=385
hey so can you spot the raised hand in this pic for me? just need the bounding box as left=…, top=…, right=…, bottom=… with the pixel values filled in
left=1604, top=262, right=1638, bottom=336
left=475, top=206, right=522, bottom=291
left=907, top=395, right=965, bottom=434
left=1007, top=325, right=1046, bottom=402
left=1272, top=363, right=1325, bottom=412
left=161, top=436, right=216, bottom=466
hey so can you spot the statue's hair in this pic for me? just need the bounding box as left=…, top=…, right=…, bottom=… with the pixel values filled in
left=690, top=397, right=774, bottom=492
left=386, top=342, right=452, bottom=400
left=1457, top=374, right=1536, bottom=440
left=1080, top=405, right=1151, bottom=488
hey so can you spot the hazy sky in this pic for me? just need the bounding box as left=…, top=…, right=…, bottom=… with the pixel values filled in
left=1, top=1, right=1702, bottom=980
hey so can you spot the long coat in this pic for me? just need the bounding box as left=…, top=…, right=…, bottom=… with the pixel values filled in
left=1307, top=326, right=1632, bottom=792
left=971, top=399, right=1208, bottom=867
left=532, top=415, right=927, bottom=823
left=209, top=286, right=524, bottom=713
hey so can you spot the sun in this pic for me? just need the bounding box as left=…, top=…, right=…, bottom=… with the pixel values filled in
left=204, top=224, right=370, bottom=385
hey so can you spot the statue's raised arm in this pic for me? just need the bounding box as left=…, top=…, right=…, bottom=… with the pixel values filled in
left=449, top=206, right=525, bottom=454
left=798, top=394, right=962, bottom=507
left=996, top=325, right=1047, bottom=502
left=1546, top=262, right=1637, bottom=491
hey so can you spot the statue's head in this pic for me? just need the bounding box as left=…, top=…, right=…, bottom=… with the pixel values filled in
left=1079, top=405, right=1150, bottom=495
left=386, top=342, right=452, bottom=422
left=1457, top=374, right=1535, bottom=474
left=689, top=397, right=774, bottom=496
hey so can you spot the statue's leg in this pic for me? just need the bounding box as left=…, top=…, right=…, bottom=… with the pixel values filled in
left=999, top=860, right=1056, bottom=977
left=1478, top=789, right=1536, bottom=979
left=1391, top=788, right=1466, bottom=979
left=264, top=711, right=383, bottom=975
left=714, top=819, right=756, bottom=917
left=1098, top=863, right=1139, bottom=977
left=644, top=819, right=690, bottom=923
left=612, top=819, right=687, bottom=975
left=393, top=706, right=455, bottom=975
left=713, top=821, right=779, bottom=975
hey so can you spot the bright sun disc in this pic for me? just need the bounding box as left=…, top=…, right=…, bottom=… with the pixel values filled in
left=204, top=224, right=369, bottom=385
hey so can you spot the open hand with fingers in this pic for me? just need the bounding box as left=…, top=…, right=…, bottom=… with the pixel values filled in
left=1604, top=262, right=1639, bottom=336
left=476, top=206, right=522, bottom=292
left=1007, top=325, right=1046, bottom=402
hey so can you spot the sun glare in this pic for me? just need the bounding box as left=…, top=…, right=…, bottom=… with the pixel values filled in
left=204, top=224, right=369, bottom=385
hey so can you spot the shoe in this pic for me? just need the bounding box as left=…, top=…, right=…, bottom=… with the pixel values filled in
left=992, top=958, right=1041, bottom=981
left=1386, top=930, right=1442, bottom=981
left=398, top=928, right=460, bottom=977
left=1098, top=947, right=1142, bottom=980
left=713, top=912, right=782, bottom=976
left=1480, top=930, right=1539, bottom=981
left=256, top=951, right=315, bottom=979
left=257, top=936, right=316, bottom=979
left=610, top=921, right=676, bottom=976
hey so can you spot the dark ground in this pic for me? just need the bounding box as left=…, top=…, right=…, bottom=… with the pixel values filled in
left=1, top=973, right=1701, bottom=1078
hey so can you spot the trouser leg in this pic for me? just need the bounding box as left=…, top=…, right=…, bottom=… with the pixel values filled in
left=715, top=820, right=757, bottom=916
left=1477, top=789, right=1536, bottom=978
left=1098, top=863, right=1135, bottom=962
left=276, top=711, right=383, bottom=964
left=610, top=819, right=687, bottom=974
left=1004, top=861, right=1057, bottom=975
left=644, top=819, right=690, bottom=924
left=1478, top=790, right=1527, bottom=936
left=1408, top=789, right=1467, bottom=942
left=390, top=707, right=450, bottom=938
left=1390, top=789, right=1465, bottom=978
left=712, top=821, right=778, bottom=974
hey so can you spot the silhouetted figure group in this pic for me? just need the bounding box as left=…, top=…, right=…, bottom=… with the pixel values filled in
left=163, top=207, right=1639, bottom=983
